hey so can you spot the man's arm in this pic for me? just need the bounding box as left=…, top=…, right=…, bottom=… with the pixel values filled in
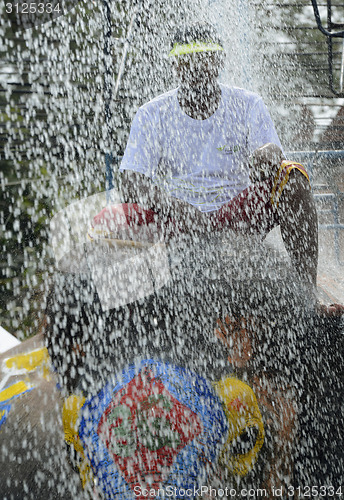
left=119, top=143, right=285, bottom=238
left=119, top=170, right=211, bottom=236
left=248, top=143, right=285, bottom=183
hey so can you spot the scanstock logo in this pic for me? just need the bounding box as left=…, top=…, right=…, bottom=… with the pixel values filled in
left=4, top=0, right=80, bottom=30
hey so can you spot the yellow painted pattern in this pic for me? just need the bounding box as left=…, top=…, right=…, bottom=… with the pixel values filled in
left=62, top=394, right=94, bottom=488
left=214, top=377, right=265, bottom=477
left=0, top=348, right=52, bottom=429
left=5, top=347, right=49, bottom=372
left=0, top=380, right=31, bottom=403
left=5, top=347, right=50, bottom=375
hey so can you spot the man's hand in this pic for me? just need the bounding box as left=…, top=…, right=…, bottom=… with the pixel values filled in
left=249, top=143, right=285, bottom=183
left=120, top=170, right=213, bottom=240
left=91, top=204, right=162, bottom=243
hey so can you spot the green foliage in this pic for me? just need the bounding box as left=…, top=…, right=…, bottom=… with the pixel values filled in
left=0, top=0, right=108, bottom=338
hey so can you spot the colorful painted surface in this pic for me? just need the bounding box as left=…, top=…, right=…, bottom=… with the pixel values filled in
left=4, top=347, right=50, bottom=377
left=0, top=347, right=50, bottom=430
left=79, top=360, right=228, bottom=499
left=0, top=381, right=33, bottom=429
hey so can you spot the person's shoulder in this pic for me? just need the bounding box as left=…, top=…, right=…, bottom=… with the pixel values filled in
left=139, top=88, right=178, bottom=115
left=220, top=84, right=263, bottom=106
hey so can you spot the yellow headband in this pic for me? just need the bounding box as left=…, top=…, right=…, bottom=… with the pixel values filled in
left=169, top=41, right=224, bottom=57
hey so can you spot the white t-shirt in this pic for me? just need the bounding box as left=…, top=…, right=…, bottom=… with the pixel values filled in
left=120, top=84, right=282, bottom=213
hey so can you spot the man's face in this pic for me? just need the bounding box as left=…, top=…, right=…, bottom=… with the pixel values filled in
left=174, top=51, right=224, bottom=88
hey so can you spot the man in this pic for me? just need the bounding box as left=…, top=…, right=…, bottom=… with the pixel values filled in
left=108, top=22, right=340, bottom=316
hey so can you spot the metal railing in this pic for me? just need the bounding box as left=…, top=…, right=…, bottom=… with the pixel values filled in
left=311, top=0, right=344, bottom=96
left=288, top=149, right=344, bottom=265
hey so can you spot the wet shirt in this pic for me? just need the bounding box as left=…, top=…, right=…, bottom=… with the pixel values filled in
left=120, top=84, right=282, bottom=213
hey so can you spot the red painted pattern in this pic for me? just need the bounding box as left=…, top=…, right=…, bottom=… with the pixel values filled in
left=97, top=368, right=202, bottom=496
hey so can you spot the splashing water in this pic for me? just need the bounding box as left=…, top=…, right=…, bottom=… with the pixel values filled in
left=0, top=1, right=343, bottom=498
